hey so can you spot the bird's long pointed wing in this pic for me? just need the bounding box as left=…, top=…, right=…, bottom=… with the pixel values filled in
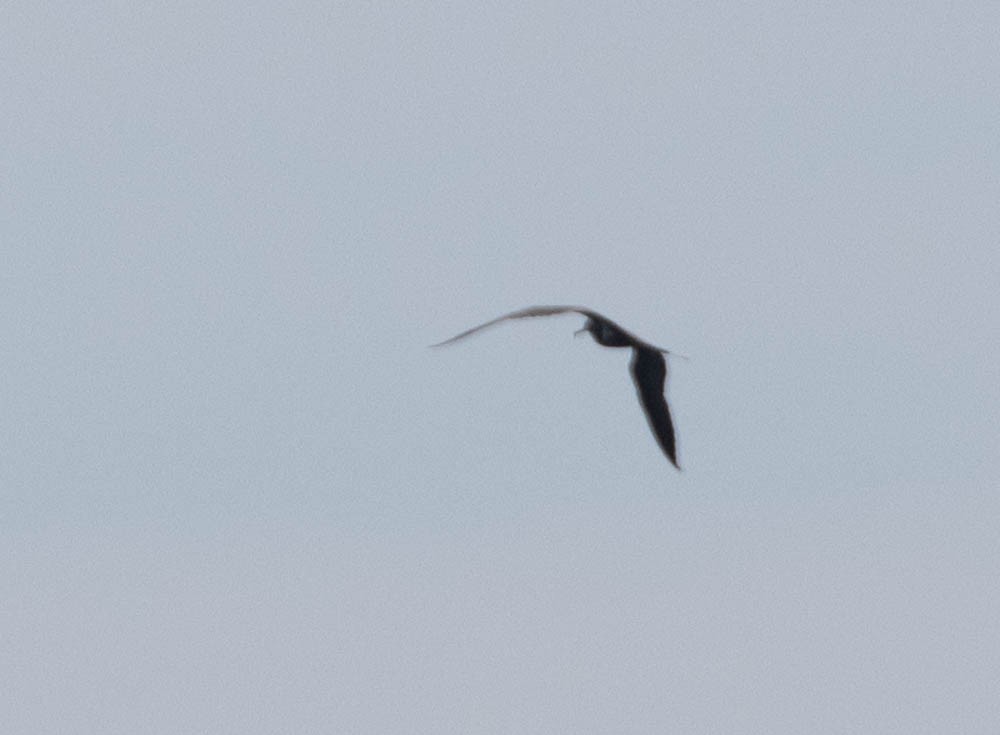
left=629, top=347, right=679, bottom=468
left=431, top=305, right=593, bottom=347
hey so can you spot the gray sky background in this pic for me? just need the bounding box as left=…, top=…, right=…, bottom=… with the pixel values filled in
left=3, top=3, right=999, bottom=732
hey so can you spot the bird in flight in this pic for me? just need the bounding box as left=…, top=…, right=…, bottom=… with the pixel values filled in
left=432, top=306, right=682, bottom=469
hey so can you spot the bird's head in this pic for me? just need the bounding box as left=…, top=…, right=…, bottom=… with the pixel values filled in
left=573, top=318, right=597, bottom=341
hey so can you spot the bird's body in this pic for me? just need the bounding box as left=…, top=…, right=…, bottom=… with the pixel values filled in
left=432, top=306, right=681, bottom=469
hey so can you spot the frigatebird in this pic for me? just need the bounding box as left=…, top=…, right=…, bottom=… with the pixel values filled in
left=432, top=306, right=682, bottom=469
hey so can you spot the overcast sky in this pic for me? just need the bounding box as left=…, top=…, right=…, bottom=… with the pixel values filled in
left=2, top=3, right=999, bottom=733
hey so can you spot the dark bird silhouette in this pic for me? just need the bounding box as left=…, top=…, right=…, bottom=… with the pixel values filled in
left=432, top=306, right=682, bottom=469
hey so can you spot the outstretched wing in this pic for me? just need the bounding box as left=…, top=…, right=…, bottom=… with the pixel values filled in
left=629, top=347, right=679, bottom=468
left=431, top=305, right=593, bottom=347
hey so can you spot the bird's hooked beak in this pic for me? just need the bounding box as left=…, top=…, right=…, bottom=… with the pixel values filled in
left=573, top=327, right=588, bottom=338
left=661, top=348, right=690, bottom=360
